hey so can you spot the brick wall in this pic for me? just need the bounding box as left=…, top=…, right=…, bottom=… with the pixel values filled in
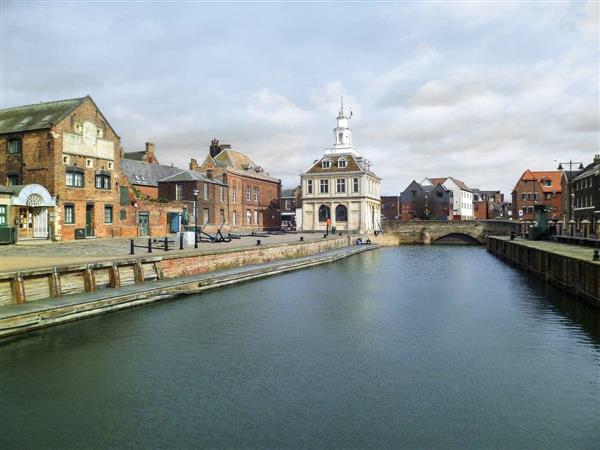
left=159, top=236, right=349, bottom=278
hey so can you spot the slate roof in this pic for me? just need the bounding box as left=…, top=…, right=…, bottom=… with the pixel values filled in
left=120, top=159, right=183, bottom=187
left=123, top=151, right=147, bottom=161
left=0, top=97, right=86, bottom=135
left=159, top=170, right=225, bottom=185
left=281, top=188, right=296, bottom=197
left=0, top=185, right=17, bottom=194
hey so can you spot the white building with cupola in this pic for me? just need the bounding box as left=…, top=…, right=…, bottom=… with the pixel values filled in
left=299, top=100, right=381, bottom=233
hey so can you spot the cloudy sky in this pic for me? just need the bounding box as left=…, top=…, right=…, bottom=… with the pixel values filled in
left=2, top=1, right=598, bottom=194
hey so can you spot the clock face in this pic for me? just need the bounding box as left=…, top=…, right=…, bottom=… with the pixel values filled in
left=82, top=121, right=97, bottom=145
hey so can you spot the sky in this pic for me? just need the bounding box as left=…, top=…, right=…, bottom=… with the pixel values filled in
left=1, top=0, right=598, bottom=195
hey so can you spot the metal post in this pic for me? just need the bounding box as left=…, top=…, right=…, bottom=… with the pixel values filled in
left=179, top=232, right=184, bottom=250
left=148, top=238, right=152, bottom=253
left=193, top=189, right=199, bottom=249
left=130, top=239, right=135, bottom=255
left=164, top=236, right=169, bottom=251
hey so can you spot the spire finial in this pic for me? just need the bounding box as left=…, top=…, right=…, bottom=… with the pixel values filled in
left=338, top=96, right=346, bottom=119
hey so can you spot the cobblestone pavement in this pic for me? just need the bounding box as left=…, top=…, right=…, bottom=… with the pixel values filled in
left=0, top=232, right=337, bottom=272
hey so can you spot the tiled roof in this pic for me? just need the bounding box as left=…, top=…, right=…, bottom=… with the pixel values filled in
left=0, top=97, right=86, bottom=134
left=427, top=177, right=447, bottom=185
left=530, top=171, right=564, bottom=193
left=515, top=170, right=564, bottom=193
left=120, top=159, right=182, bottom=187
left=211, top=149, right=279, bottom=182
left=306, top=153, right=379, bottom=177
left=426, top=176, right=472, bottom=192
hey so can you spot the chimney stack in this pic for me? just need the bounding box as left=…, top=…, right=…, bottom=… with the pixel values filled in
left=594, top=154, right=600, bottom=164
left=210, top=139, right=221, bottom=158
left=145, top=142, right=155, bottom=162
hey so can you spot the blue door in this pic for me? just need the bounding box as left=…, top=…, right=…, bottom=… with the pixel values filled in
left=169, top=213, right=180, bottom=233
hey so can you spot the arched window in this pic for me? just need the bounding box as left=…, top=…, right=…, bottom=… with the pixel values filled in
left=335, top=205, right=348, bottom=222
left=318, top=205, right=330, bottom=222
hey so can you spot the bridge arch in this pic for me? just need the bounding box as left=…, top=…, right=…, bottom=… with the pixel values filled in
left=432, top=232, right=481, bottom=244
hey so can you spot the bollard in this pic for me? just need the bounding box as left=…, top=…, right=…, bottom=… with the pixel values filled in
left=180, top=233, right=184, bottom=250
left=148, top=238, right=152, bottom=253
left=299, top=236, right=304, bottom=242
left=593, top=250, right=599, bottom=261
left=130, top=239, right=135, bottom=255
left=323, top=233, right=327, bottom=238
left=339, top=232, right=342, bottom=236
left=256, top=239, right=261, bottom=246
left=164, top=236, right=169, bottom=251
left=510, top=231, right=516, bottom=241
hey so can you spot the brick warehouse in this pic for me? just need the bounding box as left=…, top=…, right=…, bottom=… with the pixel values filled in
left=190, top=139, right=281, bottom=230
left=0, top=96, right=184, bottom=241
left=511, top=169, right=564, bottom=222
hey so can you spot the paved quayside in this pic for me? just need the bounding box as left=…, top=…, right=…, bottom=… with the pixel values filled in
left=0, top=245, right=375, bottom=338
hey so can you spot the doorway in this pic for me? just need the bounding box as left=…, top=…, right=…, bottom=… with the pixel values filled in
left=86, top=204, right=94, bottom=237
left=138, top=212, right=149, bottom=236
left=32, top=207, right=48, bottom=238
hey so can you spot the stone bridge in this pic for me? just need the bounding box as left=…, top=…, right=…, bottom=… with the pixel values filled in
left=372, top=220, right=519, bottom=245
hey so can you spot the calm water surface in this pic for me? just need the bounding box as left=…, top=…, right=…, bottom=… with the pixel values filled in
left=1, top=247, right=599, bottom=449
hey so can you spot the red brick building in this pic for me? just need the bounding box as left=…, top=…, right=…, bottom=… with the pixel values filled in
left=511, top=170, right=563, bottom=221
left=473, top=190, right=505, bottom=220
left=0, top=96, right=184, bottom=241
left=158, top=170, right=229, bottom=228
left=381, top=195, right=401, bottom=220
left=191, top=139, right=281, bottom=230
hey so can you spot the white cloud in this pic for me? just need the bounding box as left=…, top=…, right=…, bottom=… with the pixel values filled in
left=246, top=89, right=313, bottom=126
left=576, top=0, right=599, bottom=41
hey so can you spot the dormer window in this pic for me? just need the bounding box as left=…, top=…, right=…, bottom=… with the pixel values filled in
left=544, top=180, right=552, bottom=187
left=322, top=160, right=331, bottom=169
left=338, top=158, right=347, bottom=168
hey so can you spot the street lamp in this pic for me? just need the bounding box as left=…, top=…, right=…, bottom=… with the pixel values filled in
left=193, top=188, right=199, bottom=248
left=556, top=160, right=585, bottom=222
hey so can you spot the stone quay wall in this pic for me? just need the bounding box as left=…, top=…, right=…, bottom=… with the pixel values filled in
left=0, top=237, right=350, bottom=306
left=374, top=220, right=518, bottom=245
left=487, top=237, right=600, bottom=307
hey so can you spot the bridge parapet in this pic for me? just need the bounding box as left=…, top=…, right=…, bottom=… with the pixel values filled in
left=375, top=220, right=518, bottom=245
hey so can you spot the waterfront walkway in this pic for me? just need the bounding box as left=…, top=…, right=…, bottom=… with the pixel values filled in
left=0, top=244, right=374, bottom=337
left=492, top=236, right=600, bottom=264
left=0, top=232, right=328, bottom=272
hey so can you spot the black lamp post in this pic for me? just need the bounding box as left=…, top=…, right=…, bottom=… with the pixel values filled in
left=193, top=188, right=199, bottom=248
left=557, top=160, right=585, bottom=222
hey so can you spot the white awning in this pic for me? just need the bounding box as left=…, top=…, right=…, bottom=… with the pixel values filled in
left=10, top=184, right=56, bottom=207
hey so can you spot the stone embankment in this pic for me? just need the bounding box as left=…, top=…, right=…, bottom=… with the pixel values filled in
left=487, top=236, right=600, bottom=307
left=0, top=237, right=373, bottom=337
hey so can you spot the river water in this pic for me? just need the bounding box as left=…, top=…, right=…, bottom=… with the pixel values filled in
left=1, top=247, right=598, bottom=449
